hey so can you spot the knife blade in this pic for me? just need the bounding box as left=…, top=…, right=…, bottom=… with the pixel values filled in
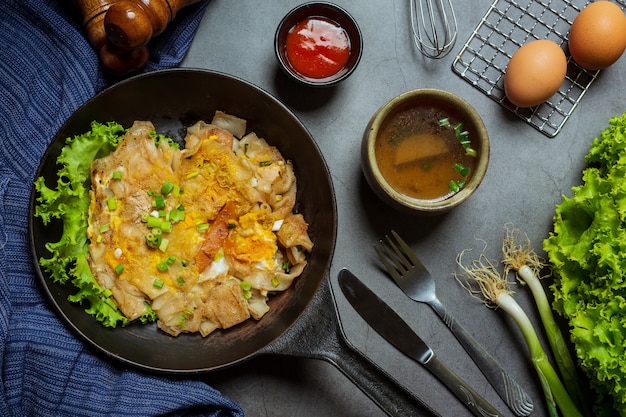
left=338, top=268, right=504, bottom=417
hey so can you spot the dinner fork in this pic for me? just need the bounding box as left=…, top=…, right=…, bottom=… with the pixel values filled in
left=374, top=230, right=534, bottom=417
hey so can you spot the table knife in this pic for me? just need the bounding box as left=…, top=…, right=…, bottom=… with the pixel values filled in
left=338, top=268, right=504, bottom=417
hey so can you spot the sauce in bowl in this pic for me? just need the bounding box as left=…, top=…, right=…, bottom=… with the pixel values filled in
left=375, top=102, right=478, bottom=201
left=285, top=17, right=351, bottom=79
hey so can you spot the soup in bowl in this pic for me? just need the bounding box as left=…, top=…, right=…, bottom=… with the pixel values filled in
left=361, top=89, right=490, bottom=215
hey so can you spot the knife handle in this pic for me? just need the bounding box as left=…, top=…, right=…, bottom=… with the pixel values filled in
left=424, top=354, right=504, bottom=417
left=428, top=298, right=534, bottom=416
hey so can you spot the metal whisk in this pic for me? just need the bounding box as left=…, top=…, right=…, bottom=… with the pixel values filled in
left=410, top=0, right=458, bottom=59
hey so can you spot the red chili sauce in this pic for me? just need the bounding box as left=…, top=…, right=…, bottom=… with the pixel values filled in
left=285, top=17, right=351, bottom=79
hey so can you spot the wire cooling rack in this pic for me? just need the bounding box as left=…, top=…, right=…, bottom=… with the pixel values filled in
left=452, top=0, right=626, bottom=137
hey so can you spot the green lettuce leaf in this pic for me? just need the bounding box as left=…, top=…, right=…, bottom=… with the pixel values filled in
left=34, top=121, right=156, bottom=328
left=544, top=112, right=626, bottom=416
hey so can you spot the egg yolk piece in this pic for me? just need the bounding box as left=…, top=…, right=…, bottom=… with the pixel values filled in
left=504, top=39, right=567, bottom=108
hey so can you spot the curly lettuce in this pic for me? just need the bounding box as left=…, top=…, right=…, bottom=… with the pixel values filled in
left=544, top=112, right=626, bottom=417
left=34, top=121, right=156, bottom=328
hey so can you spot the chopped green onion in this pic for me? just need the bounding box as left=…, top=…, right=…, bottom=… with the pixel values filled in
left=141, top=213, right=150, bottom=222
left=186, top=171, right=199, bottom=179
left=240, top=281, right=252, bottom=291
left=161, top=180, right=175, bottom=195
left=271, top=277, right=280, bottom=287
left=115, top=263, right=124, bottom=275
left=259, top=161, right=272, bottom=167
left=242, top=290, right=251, bottom=300
left=176, top=276, right=185, bottom=286
left=227, top=222, right=236, bottom=229
left=160, top=221, right=172, bottom=233
left=282, top=261, right=291, bottom=273
left=196, top=223, right=209, bottom=232
left=454, top=163, right=470, bottom=177
left=153, top=195, right=166, bottom=209
left=107, top=197, right=117, bottom=211
left=438, top=117, right=451, bottom=127
left=112, top=171, right=122, bottom=180
left=147, top=190, right=157, bottom=196
left=145, top=233, right=161, bottom=249
left=157, top=262, right=169, bottom=272
left=466, top=147, right=478, bottom=157
left=449, top=180, right=461, bottom=193
left=147, top=217, right=162, bottom=228
left=158, top=238, right=169, bottom=252
left=153, top=278, right=164, bottom=289
left=99, top=224, right=109, bottom=233
left=165, top=255, right=177, bottom=265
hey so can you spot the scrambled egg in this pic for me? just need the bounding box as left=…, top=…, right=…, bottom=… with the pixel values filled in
left=86, top=112, right=313, bottom=337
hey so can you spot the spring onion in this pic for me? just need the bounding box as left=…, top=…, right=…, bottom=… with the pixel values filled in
left=112, top=171, right=122, bottom=180
left=153, top=194, right=166, bottom=209
left=107, top=197, right=117, bottom=211
left=153, top=278, right=164, bottom=289
left=453, top=163, right=470, bottom=177
left=455, top=247, right=583, bottom=417
left=147, top=216, right=162, bottom=228
left=161, top=180, right=175, bottom=195
left=196, top=222, right=209, bottom=232
left=114, top=263, right=124, bottom=275
left=502, top=225, right=592, bottom=416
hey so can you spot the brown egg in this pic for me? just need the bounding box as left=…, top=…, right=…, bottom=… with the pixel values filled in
left=568, top=1, right=626, bottom=71
left=504, top=40, right=567, bottom=108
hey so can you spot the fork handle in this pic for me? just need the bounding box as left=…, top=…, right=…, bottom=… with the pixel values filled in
left=428, top=298, right=534, bottom=417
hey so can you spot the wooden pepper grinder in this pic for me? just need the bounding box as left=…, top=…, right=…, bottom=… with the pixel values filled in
left=73, top=0, right=202, bottom=76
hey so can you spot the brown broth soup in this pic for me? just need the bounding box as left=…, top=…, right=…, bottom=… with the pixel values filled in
left=375, top=101, right=477, bottom=201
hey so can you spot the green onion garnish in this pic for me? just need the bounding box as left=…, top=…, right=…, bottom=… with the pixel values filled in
left=107, top=197, right=117, bottom=211
left=153, top=195, right=166, bottom=209
left=115, top=263, right=124, bottom=275
left=454, top=163, right=470, bottom=177
left=147, top=217, right=162, bottom=228
left=153, top=278, right=164, bottom=289
left=112, top=171, right=122, bottom=180
left=161, top=180, right=175, bottom=195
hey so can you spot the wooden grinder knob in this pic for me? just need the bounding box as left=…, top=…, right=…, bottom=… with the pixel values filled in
left=73, top=0, right=202, bottom=75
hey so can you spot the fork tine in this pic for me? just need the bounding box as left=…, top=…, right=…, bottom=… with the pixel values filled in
left=375, top=230, right=415, bottom=280
left=374, top=244, right=403, bottom=282
left=389, top=230, right=419, bottom=265
left=381, top=235, right=412, bottom=273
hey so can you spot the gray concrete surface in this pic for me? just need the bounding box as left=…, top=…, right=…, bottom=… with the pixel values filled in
left=183, top=1, right=626, bottom=415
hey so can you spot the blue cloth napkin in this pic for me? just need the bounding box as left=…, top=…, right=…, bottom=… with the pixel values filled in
left=0, top=1, right=245, bottom=416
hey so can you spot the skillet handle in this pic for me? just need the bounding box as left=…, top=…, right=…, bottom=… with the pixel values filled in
left=262, top=276, right=440, bottom=417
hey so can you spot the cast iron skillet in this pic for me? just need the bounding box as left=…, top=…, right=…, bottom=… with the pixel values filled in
left=28, top=69, right=438, bottom=417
